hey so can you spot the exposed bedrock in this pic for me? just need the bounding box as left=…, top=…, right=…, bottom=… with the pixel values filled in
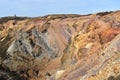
left=1, top=11, right=120, bottom=80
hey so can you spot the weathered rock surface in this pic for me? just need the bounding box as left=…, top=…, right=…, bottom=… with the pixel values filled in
left=50, top=11, right=120, bottom=80
left=0, top=11, right=120, bottom=80
left=0, top=14, right=85, bottom=80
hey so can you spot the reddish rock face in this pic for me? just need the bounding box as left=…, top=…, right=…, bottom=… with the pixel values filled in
left=55, top=12, right=120, bottom=80
left=1, top=11, right=120, bottom=80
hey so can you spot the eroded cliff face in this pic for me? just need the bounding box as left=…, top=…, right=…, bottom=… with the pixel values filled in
left=0, top=14, right=88, bottom=80
left=1, top=11, right=120, bottom=80
left=49, top=11, right=120, bottom=80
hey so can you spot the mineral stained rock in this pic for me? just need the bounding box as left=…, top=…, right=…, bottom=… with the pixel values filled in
left=0, top=11, right=120, bottom=80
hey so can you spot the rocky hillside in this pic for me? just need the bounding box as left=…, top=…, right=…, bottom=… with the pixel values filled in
left=0, top=11, right=120, bottom=80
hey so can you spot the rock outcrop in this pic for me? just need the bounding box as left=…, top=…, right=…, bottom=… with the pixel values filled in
left=1, top=11, right=120, bottom=80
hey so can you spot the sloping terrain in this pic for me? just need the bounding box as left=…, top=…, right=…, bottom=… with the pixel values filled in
left=0, top=11, right=120, bottom=80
